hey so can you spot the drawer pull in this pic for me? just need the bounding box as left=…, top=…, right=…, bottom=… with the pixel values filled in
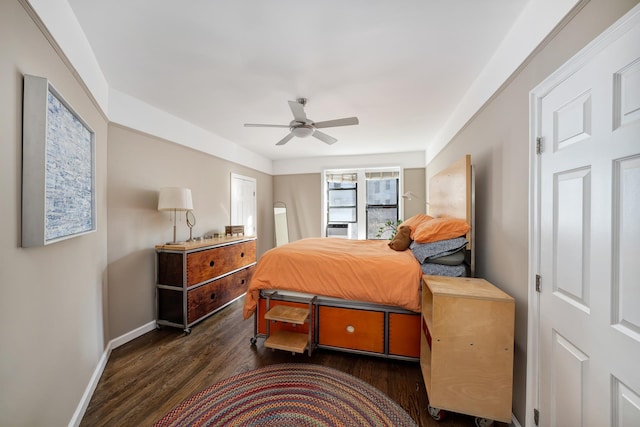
left=210, top=293, right=216, bottom=300
left=240, top=252, right=245, bottom=257
left=241, top=279, right=245, bottom=284
left=209, top=261, right=215, bottom=267
left=346, top=325, right=355, bottom=334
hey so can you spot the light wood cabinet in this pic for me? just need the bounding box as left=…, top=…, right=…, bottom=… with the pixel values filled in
left=420, top=275, right=514, bottom=423
left=155, top=237, right=256, bottom=334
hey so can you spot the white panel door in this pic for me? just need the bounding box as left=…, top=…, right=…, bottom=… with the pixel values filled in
left=537, top=16, right=640, bottom=427
left=230, top=173, right=256, bottom=236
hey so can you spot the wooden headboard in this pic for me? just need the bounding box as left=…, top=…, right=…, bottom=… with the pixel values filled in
left=428, top=155, right=475, bottom=275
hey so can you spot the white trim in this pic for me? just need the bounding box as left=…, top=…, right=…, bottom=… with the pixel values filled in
left=24, top=0, right=109, bottom=113
left=525, top=88, right=542, bottom=427
left=110, top=320, right=158, bottom=350
left=108, top=89, right=273, bottom=175
left=511, top=413, right=523, bottom=427
left=24, top=0, right=273, bottom=175
left=26, top=0, right=577, bottom=174
left=67, top=346, right=110, bottom=427
left=427, top=0, right=582, bottom=163
left=67, top=321, right=156, bottom=427
left=525, top=4, right=640, bottom=427
left=273, top=151, right=425, bottom=175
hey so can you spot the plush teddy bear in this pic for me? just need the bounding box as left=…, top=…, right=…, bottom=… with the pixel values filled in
left=388, top=225, right=412, bottom=251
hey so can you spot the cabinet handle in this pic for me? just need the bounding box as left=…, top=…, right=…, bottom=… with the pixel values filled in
left=210, top=293, right=216, bottom=300
left=240, top=252, right=245, bottom=257
left=346, top=325, right=355, bottom=334
left=241, top=279, right=245, bottom=284
left=209, top=261, right=215, bottom=267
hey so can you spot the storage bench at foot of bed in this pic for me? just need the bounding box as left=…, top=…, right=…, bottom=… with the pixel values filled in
left=252, top=292, right=421, bottom=360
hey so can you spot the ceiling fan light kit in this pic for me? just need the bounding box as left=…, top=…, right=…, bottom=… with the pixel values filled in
left=291, top=125, right=314, bottom=138
left=244, top=98, right=359, bottom=146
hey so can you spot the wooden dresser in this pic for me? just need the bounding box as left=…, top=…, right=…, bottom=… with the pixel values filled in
left=155, top=237, right=256, bottom=334
left=420, top=275, right=514, bottom=424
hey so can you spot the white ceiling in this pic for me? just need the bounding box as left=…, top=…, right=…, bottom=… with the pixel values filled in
left=66, top=0, right=532, bottom=162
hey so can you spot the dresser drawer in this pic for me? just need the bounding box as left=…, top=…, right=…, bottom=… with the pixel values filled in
left=186, top=240, right=256, bottom=286
left=318, top=306, right=384, bottom=353
left=187, top=266, right=254, bottom=323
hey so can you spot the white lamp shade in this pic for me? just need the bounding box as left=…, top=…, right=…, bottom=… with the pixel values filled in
left=158, top=187, right=193, bottom=211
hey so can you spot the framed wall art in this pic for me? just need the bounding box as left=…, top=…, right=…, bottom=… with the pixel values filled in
left=22, top=74, right=96, bottom=247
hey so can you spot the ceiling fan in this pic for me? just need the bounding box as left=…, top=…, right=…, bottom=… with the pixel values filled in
left=244, top=98, right=359, bottom=146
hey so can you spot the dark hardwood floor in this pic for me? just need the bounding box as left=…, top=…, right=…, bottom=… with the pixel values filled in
left=81, top=298, right=509, bottom=427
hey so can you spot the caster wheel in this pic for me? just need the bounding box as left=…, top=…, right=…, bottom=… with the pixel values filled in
left=475, top=417, right=494, bottom=427
left=250, top=337, right=257, bottom=345
left=428, top=405, right=447, bottom=421
left=184, top=328, right=191, bottom=335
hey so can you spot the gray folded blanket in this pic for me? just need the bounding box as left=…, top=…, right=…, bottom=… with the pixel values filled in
left=421, top=262, right=467, bottom=277
left=409, top=237, right=468, bottom=264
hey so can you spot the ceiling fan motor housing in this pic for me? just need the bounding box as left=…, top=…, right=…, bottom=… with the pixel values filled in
left=290, top=120, right=314, bottom=138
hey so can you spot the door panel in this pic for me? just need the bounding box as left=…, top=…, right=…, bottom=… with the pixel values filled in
left=613, top=377, right=640, bottom=425
left=614, top=156, right=640, bottom=338
left=537, top=17, right=640, bottom=427
left=551, top=331, right=588, bottom=427
left=554, top=168, right=590, bottom=311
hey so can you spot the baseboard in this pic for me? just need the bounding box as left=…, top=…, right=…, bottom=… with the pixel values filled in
left=68, top=320, right=157, bottom=427
left=68, top=345, right=111, bottom=427
left=110, top=320, right=157, bottom=349
left=511, top=413, right=522, bottom=427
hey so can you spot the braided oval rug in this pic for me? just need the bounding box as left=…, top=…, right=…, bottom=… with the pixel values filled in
left=154, top=363, right=417, bottom=427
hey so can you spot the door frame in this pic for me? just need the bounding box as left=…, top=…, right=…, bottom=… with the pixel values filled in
left=526, top=5, right=640, bottom=426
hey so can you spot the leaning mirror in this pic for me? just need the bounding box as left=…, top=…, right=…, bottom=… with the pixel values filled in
left=186, top=210, right=196, bottom=241
left=274, top=202, right=289, bottom=246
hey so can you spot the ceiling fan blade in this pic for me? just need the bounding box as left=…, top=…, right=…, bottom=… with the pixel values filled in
left=244, top=123, right=290, bottom=128
left=312, top=130, right=338, bottom=145
left=313, top=117, right=359, bottom=128
left=276, top=132, right=295, bottom=146
left=288, top=100, right=308, bottom=122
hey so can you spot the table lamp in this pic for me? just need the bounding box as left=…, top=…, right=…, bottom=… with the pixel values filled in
left=158, top=187, right=193, bottom=244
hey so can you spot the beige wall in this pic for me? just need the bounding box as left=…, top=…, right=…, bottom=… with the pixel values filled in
left=403, top=168, right=427, bottom=219
left=274, top=174, right=323, bottom=241
left=107, top=124, right=273, bottom=338
left=427, top=0, right=640, bottom=422
left=273, top=168, right=425, bottom=241
left=0, top=1, right=109, bottom=425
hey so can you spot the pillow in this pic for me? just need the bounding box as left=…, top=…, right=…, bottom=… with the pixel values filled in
left=399, top=213, right=433, bottom=238
left=388, top=225, right=411, bottom=251
left=413, top=217, right=470, bottom=243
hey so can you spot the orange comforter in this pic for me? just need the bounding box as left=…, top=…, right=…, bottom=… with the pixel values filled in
left=242, top=238, right=422, bottom=319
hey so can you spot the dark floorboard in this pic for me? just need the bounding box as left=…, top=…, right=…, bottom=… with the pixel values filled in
left=80, top=299, right=509, bottom=427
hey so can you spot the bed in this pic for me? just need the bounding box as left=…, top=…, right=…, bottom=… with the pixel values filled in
left=246, top=155, right=474, bottom=360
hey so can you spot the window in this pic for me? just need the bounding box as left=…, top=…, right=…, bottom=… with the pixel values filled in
left=366, top=172, right=399, bottom=239
left=326, top=173, right=357, bottom=238
left=323, top=168, right=401, bottom=240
